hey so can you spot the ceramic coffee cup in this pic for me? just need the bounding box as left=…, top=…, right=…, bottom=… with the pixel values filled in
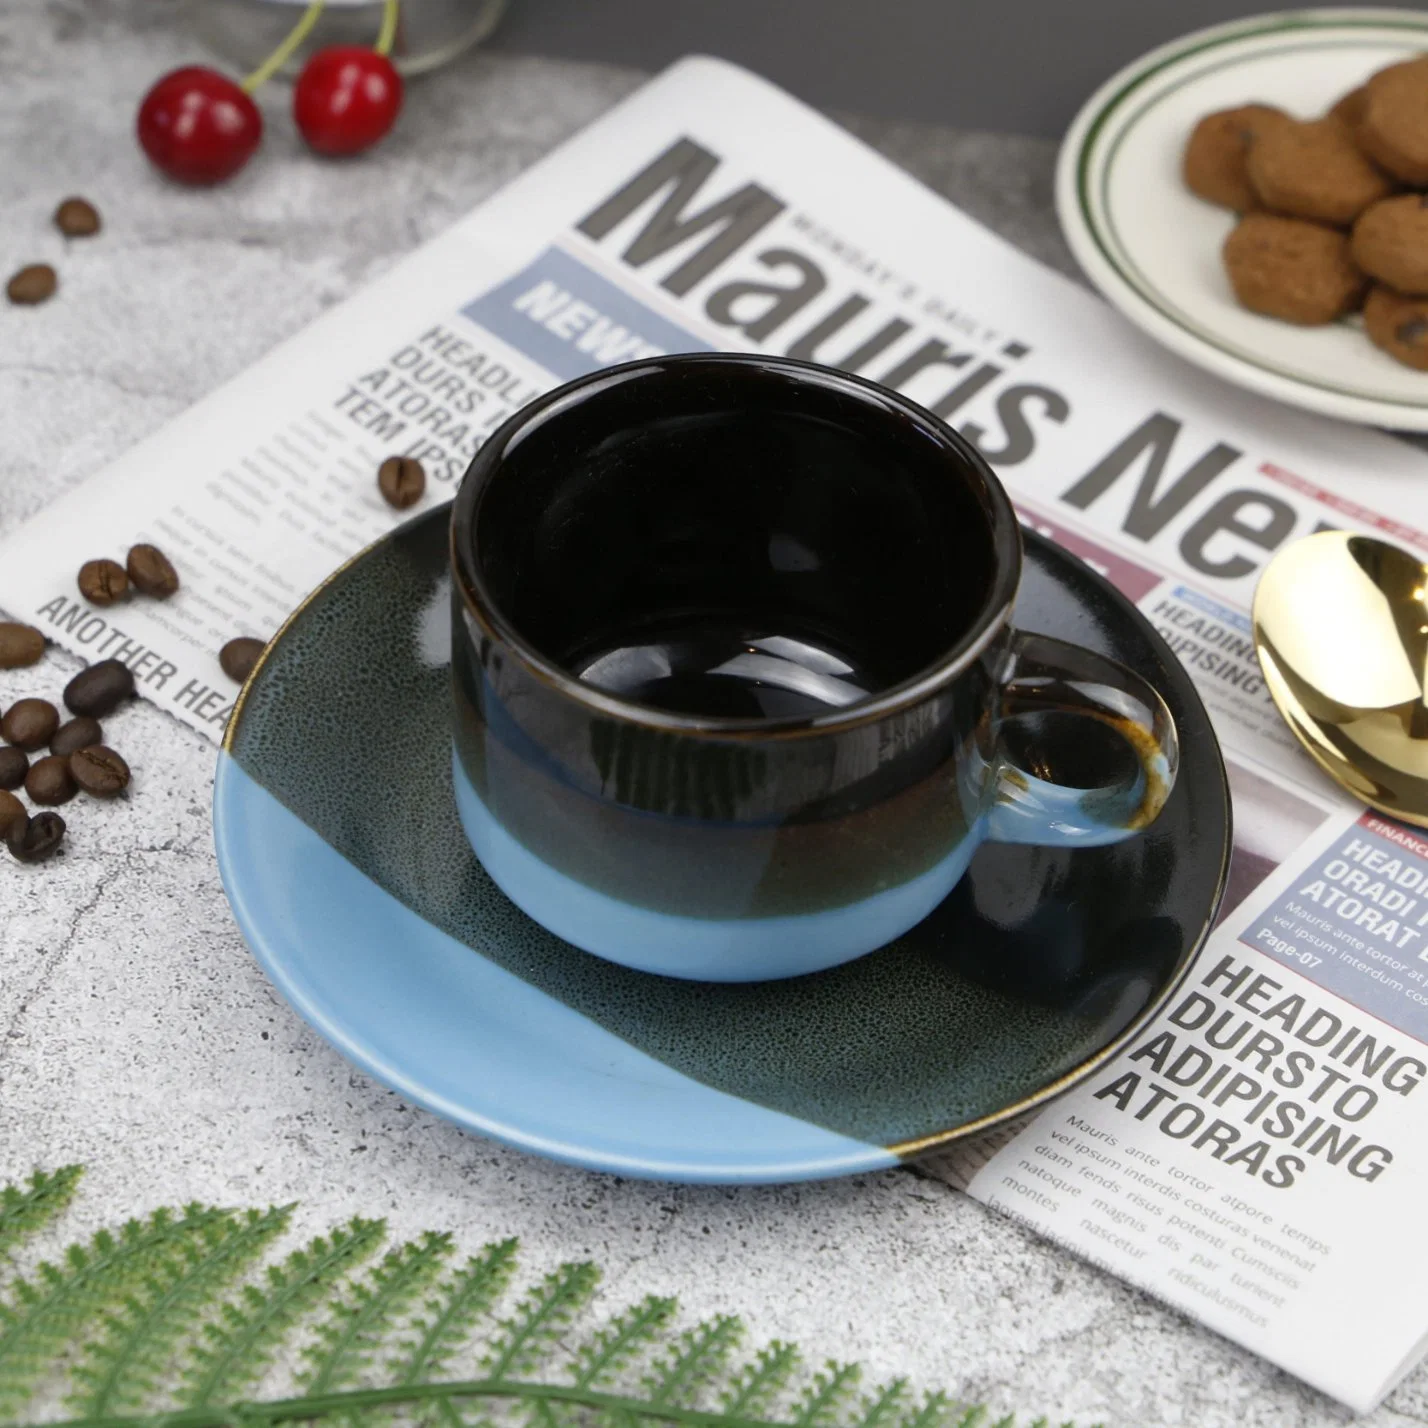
left=450, top=354, right=1177, bottom=982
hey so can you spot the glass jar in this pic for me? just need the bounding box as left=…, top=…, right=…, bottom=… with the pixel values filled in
left=191, top=0, right=507, bottom=77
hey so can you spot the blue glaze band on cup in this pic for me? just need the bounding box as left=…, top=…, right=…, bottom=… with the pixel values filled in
left=450, top=355, right=1178, bottom=982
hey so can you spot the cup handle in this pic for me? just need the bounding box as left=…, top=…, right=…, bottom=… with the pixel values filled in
left=984, top=631, right=1180, bottom=848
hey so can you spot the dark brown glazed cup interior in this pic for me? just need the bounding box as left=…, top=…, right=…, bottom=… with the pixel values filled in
left=453, top=354, right=1021, bottom=732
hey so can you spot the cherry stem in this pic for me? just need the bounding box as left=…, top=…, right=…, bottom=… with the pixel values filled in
left=374, top=0, right=401, bottom=57
left=241, top=0, right=327, bottom=93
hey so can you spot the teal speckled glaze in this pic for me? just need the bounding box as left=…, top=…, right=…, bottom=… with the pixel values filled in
left=218, top=504, right=1230, bottom=1176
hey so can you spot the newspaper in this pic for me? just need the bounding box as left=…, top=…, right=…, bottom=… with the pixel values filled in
left=5, top=53, right=1428, bottom=1410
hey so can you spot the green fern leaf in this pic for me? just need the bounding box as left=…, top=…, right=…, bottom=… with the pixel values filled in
left=67, top=1204, right=293, bottom=1418
left=721, top=1340, right=800, bottom=1418
left=483, top=1262, right=600, bottom=1379
left=900, top=1390, right=957, bottom=1428
left=0, top=1167, right=83, bottom=1266
left=645, top=1314, right=742, bottom=1408
left=0, top=1203, right=228, bottom=1418
left=434, top=1398, right=476, bottom=1428
left=856, top=1378, right=911, bottom=1428
left=571, top=1294, right=678, bottom=1389
left=179, top=1216, right=386, bottom=1408
left=392, top=1238, right=520, bottom=1387
left=0, top=1168, right=1080, bottom=1428
left=555, top=1293, right=679, bottom=1428
left=527, top=1397, right=566, bottom=1428
left=303, top=1232, right=453, bottom=1394
left=793, top=1360, right=862, bottom=1427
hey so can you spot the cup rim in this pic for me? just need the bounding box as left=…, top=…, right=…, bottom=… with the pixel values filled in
left=451, top=353, right=1022, bottom=738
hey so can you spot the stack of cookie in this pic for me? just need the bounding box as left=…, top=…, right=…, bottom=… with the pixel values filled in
left=1184, top=55, right=1428, bottom=369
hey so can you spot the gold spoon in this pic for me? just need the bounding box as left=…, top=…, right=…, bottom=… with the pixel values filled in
left=1253, top=530, right=1428, bottom=826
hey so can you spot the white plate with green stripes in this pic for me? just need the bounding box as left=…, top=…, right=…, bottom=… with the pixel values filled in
left=1056, top=8, right=1428, bottom=430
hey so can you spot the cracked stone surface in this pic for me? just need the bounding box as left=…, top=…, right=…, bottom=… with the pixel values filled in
left=0, top=3, right=1418, bottom=1424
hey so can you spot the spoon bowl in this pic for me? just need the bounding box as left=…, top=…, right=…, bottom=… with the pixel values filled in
left=1253, top=530, right=1428, bottom=826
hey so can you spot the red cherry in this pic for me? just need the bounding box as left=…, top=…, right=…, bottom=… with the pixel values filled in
left=137, top=66, right=263, bottom=185
left=293, top=47, right=403, bottom=157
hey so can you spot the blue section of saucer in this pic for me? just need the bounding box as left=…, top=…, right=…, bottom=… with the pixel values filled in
left=214, top=752, right=894, bottom=1182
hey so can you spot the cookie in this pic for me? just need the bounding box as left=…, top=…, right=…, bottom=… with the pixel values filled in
left=1246, top=116, right=1395, bottom=226
left=1328, top=86, right=1368, bottom=131
left=1352, top=194, right=1428, bottom=295
left=1359, top=54, right=1428, bottom=185
left=1183, top=104, right=1289, bottom=210
left=1222, top=212, right=1367, bottom=324
left=1364, top=284, right=1428, bottom=369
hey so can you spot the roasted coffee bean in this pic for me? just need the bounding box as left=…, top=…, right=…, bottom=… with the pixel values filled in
left=54, top=196, right=101, bottom=237
left=0, top=789, right=24, bottom=839
left=50, top=716, right=102, bottom=758
left=64, top=659, right=135, bottom=717
left=78, top=557, right=129, bottom=606
left=2, top=698, right=59, bottom=751
left=0, top=621, right=44, bottom=669
left=0, top=746, right=27, bottom=791
left=219, top=636, right=265, bottom=683
left=26, top=754, right=76, bottom=806
left=7, top=263, right=57, bottom=305
left=7, top=810, right=65, bottom=863
left=71, top=744, right=130, bottom=798
left=126, top=543, right=179, bottom=598
left=378, top=456, right=425, bottom=510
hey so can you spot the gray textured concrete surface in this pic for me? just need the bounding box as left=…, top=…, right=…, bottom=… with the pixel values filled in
left=0, top=3, right=1414, bottom=1424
